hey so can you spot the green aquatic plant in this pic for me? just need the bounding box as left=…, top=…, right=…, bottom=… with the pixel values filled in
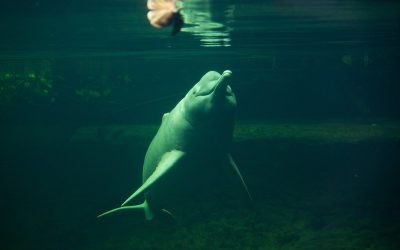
left=75, top=86, right=112, bottom=102
left=0, top=69, right=55, bottom=104
left=342, top=54, right=372, bottom=67
left=0, top=66, right=118, bottom=105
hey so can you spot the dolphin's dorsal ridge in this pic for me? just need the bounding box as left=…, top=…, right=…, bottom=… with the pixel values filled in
left=162, top=112, right=169, bottom=122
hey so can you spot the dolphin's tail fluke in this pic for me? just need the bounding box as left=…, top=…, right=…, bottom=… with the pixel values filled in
left=97, top=200, right=154, bottom=220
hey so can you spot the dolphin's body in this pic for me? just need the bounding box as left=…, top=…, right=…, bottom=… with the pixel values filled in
left=98, top=70, right=251, bottom=220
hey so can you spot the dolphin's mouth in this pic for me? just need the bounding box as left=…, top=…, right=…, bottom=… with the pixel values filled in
left=226, top=85, right=233, bottom=96
left=212, top=70, right=232, bottom=96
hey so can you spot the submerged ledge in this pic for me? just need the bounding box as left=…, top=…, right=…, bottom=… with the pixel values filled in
left=234, top=121, right=400, bottom=143
left=1, top=121, right=399, bottom=149
left=70, top=121, right=400, bottom=145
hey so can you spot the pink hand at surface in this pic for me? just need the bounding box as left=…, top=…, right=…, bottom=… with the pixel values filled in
left=146, top=0, right=184, bottom=34
left=147, top=0, right=179, bottom=12
left=147, top=8, right=175, bottom=28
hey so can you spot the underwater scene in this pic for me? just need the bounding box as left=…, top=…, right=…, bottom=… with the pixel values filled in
left=1, top=0, right=400, bottom=249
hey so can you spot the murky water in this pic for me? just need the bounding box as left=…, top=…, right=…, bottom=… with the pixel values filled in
left=1, top=0, right=399, bottom=249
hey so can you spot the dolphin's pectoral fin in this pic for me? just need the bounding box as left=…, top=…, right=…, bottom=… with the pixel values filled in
left=161, top=208, right=177, bottom=221
left=121, top=150, right=186, bottom=206
left=227, top=154, right=252, bottom=201
left=97, top=200, right=154, bottom=220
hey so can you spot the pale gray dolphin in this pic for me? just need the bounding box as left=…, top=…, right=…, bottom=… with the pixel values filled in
left=98, top=70, right=251, bottom=220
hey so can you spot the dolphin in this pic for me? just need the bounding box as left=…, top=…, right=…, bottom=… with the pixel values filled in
left=98, top=70, right=251, bottom=220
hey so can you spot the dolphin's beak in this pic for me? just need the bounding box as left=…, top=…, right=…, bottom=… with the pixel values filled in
left=212, top=70, right=232, bottom=97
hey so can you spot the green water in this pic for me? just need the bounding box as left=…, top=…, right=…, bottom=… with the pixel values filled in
left=1, top=0, right=399, bottom=249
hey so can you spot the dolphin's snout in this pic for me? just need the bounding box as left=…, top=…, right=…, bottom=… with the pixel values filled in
left=222, top=70, right=232, bottom=77
left=212, top=70, right=232, bottom=96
